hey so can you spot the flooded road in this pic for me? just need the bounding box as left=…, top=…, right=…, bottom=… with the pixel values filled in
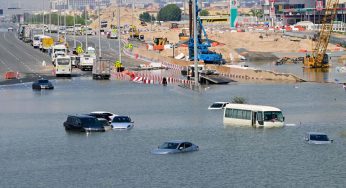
left=0, top=78, right=346, bottom=187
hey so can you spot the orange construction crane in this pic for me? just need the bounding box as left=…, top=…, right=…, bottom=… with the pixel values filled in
left=304, top=0, right=339, bottom=68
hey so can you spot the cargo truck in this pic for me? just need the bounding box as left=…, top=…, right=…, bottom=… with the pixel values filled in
left=79, top=47, right=96, bottom=71
left=92, top=58, right=111, bottom=80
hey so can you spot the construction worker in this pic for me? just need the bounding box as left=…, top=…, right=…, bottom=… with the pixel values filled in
left=114, top=60, right=122, bottom=72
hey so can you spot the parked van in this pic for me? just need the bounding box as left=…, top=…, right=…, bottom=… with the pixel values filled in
left=55, top=56, right=72, bottom=77
left=223, top=104, right=285, bottom=128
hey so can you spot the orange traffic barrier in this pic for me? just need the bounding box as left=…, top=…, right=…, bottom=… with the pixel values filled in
left=4, top=71, right=18, bottom=79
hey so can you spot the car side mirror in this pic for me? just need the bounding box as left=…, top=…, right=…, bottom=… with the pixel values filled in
left=283, top=117, right=285, bottom=121
left=331, top=139, right=334, bottom=143
left=179, top=147, right=183, bottom=150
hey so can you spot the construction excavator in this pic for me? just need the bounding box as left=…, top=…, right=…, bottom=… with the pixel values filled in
left=304, top=0, right=339, bottom=68
left=129, top=25, right=144, bottom=41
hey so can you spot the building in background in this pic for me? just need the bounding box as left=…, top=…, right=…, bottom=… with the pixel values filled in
left=50, top=0, right=111, bottom=10
left=263, top=0, right=346, bottom=25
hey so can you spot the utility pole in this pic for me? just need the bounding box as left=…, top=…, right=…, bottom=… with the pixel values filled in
left=64, top=8, right=67, bottom=40
left=58, top=9, right=60, bottom=40
left=131, top=0, right=134, bottom=38
left=193, top=0, right=198, bottom=85
left=49, top=0, right=52, bottom=35
left=85, top=7, right=88, bottom=51
left=73, top=0, right=76, bottom=49
left=117, top=0, right=122, bottom=64
left=43, top=0, right=45, bottom=35
left=98, top=0, right=102, bottom=58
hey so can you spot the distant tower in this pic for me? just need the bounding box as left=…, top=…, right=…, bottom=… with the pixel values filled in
left=230, top=0, right=238, bottom=28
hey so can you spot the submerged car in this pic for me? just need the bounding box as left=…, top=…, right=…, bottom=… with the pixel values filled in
left=32, top=79, right=54, bottom=90
left=111, top=116, right=134, bottom=129
left=88, top=111, right=117, bottom=124
left=305, top=132, right=333, bottom=144
left=152, top=140, right=199, bottom=155
left=63, top=115, right=111, bottom=132
left=208, top=102, right=229, bottom=110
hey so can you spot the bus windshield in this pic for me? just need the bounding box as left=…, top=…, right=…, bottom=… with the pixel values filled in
left=57, top=59, right=70, bottom=65
left=263, top=111, right=284, bottom=122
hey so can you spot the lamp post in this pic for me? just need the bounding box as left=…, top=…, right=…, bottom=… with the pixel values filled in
left=117, top=0, right=122, bottom=64
left=98, top=0, right=102, bottom=58
left=43, top=0, right=45, bottom=35
left=193, top=0, right=198, bottom=85
left=73, top=0, right=76, bottom=49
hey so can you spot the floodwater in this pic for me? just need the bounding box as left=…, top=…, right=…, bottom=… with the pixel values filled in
left=246, top=57, right=346, bottom=83
left=0, top=78, right=346, bottom=187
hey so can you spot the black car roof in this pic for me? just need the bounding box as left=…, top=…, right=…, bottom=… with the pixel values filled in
left=68, top=115, right=96, bottom=119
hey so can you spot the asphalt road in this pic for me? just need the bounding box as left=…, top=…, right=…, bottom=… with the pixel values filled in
left=0, top=22, right=146, bottom=84
left=49, top=33, right=146, bottom=67
left=0, top=22, right=54, bottom=84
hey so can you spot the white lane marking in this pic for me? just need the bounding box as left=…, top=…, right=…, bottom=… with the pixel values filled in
left=0, top=58, right=13, bottom=71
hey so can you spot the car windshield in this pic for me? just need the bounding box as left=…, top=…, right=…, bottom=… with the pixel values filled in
left=38, top=80, right=49, bottom=84
left=263, top=111, right=284, bottom=122
left=210, top=103, right=224, bottom=108
left=57, top=59, right=70, bottom=65
left=112, top=116, right=131, bottom=123
left=310, top=134, right=329, bottom=141
left=34, top=36, right=40, bottom=40
left=159, top=142, right=179, bottom=149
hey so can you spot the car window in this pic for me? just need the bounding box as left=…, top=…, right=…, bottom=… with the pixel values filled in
left=184, top=142, right=192, bottom=148
left=159, top=142, right=179, bottom=149
left=310, top=134, right=329, bottom=141
left=112, top=117, right=131, bottom=123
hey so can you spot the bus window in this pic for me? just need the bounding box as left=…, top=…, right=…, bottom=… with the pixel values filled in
left=257, top=112, right=263, bottom=125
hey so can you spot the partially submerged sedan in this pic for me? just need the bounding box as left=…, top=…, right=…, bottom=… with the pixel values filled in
left=32, top=79, right=54, bottom=90
left=152, top=141, right=199, bottom=155
left=111, top=116, right=134, bottom=130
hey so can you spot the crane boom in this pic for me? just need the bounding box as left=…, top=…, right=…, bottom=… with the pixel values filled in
left=305, top=0, right=339, bottom=68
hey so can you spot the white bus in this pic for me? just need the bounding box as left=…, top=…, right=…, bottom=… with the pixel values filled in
left=223, top=104, right=285, bottom=128
left=55, top=56, right=72, bottom=77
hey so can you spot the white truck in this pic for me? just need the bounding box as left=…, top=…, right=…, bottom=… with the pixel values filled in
left=51, top=44, right=68, bottom=64
left=79, top=47, right=96, bottom=71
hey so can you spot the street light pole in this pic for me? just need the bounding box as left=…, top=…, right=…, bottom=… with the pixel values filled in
left=117, top=0, right=122, bottom=64
left=58, top=9, right=60, bottom=40
left=193, top=0, right=198, bottom=85
left=49, top=0, right=52, bottom=35
left=98, top=1, right=102, bottom=58
left=73, top=0, right=76, bottom=49
left=43, top=0, right=45, bottom=35
left=85, top=7, right=88, bottom=51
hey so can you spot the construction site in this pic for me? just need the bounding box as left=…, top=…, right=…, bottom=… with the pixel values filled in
left=87, top=0, right=346, bottom=83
